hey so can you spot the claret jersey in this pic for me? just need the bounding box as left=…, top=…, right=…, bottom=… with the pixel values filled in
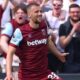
left=1, top=19, right=28, bottom=57
left=10, top=21, right=51, bottom=80
left=0, top=5, right=4, bottom=31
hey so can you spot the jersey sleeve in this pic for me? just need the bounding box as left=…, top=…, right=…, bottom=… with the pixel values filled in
left=0, top=4, right=4, bottom=13
left=10, top=28, right=23, bottom=47
left=1, top=22, right=13, bottom=37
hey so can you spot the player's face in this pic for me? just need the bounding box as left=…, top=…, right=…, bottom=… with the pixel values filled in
left=15, top=8, right=27, bottom=24
left=69, top=7, right=80, bottom=22
left=29, top=5, right=42, bottom=24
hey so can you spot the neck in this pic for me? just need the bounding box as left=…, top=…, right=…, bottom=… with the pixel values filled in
left=52, top=11, right=61, bottom=17
left=29, top=20, right=39, bottom=29
left=70, top=19, right=78, bottom=26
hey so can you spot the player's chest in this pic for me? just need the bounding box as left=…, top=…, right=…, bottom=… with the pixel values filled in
left=22, top=28, right=48, bottom=46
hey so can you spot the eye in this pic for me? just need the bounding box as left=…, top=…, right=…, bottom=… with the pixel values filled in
left=53, top=4, right=62, bottom=7
left=70, top=11, right=80, bottom=13
left=35, top=10, right=42, bottom=13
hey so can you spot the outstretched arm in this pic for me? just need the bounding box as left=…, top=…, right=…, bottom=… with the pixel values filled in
left=5, top=45, right=16, bottom=80
left=5, top=28, right=23, bottom=80
left=48, top=35, right=69, bottom=63
left=2, top=0, right=10, bottom=10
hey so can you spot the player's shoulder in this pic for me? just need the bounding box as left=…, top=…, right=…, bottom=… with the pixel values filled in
left=40, top=20, right=47, bottom=28
left=19, top=23, right=29, bottom=30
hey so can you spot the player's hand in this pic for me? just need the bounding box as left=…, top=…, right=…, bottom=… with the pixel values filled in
left=4, top=75, right=14, bottom=80
left=58, top=52, right=69, bottom=63
left=51, top=33, right=56, bottom=42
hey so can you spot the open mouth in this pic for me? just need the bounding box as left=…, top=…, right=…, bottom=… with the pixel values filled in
left=19, top=17, right=23, bottom=20
left=55, top=8, right=60, bottom=10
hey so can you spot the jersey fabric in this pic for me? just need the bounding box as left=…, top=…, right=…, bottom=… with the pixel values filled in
left=1, top=19, right=28, bottom=57
left=1, top=19, right=28, bottom=38
left=0, top=5, right=4, bottom=32
left=10, top=21, right=52, bottom=80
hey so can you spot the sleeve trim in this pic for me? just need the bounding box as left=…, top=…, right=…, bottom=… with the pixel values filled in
left=9, top=43, right=18, bottom=48
left=1, top=34, right=11, bottom=39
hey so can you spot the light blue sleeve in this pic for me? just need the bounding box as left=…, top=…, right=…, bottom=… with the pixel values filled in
left=1, top=22, right=13, bottom=37
left=10, top=28, right=23, bottom=46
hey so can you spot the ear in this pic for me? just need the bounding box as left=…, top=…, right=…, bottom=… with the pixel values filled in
left=28, top=15, right=31, bottom=19
left=27, top=12, right=31, bottom=18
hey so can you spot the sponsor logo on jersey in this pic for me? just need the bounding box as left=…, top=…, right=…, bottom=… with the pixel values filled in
left=41, top=29, right=46, bottom=36
left=48, top=72, right=59, bottom=79
left=27, top=39, right=47, bottom=46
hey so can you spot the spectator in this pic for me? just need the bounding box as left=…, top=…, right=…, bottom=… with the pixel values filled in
left=44, top=0, right=68, bottom=72
left=25, top=0, right=52, bottom=12
left=44, top=0, right=68, bottom=51
left=40, top=0, right=53, bottom=12
left=24, top=0, right=36, bottom=5
left=5, top=2, right=68, bottom=80
left=59, top=4, right=80, bottom=73
left=63, top=0, right=80, bottom=11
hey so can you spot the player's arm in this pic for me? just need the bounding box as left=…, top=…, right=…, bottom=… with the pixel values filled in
left=1, top=23, right=13, bottom=53
left=5, top=45, right=16, bottom=80
left=1, top=36, right=9, bottom=53
left=47, top=35, right=69, bottom=63
left=5, top=28, right=23, bottom=80
left=2, top=0, right=10, bottom=10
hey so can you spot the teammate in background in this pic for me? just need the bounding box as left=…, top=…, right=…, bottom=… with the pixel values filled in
left=0, top=0, right=10, bottom=51
left=5, top=3, right=68, bottom=80
left=1, top=3, right=28, bottom=57
left=1, top=3, right=28, bottom=80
